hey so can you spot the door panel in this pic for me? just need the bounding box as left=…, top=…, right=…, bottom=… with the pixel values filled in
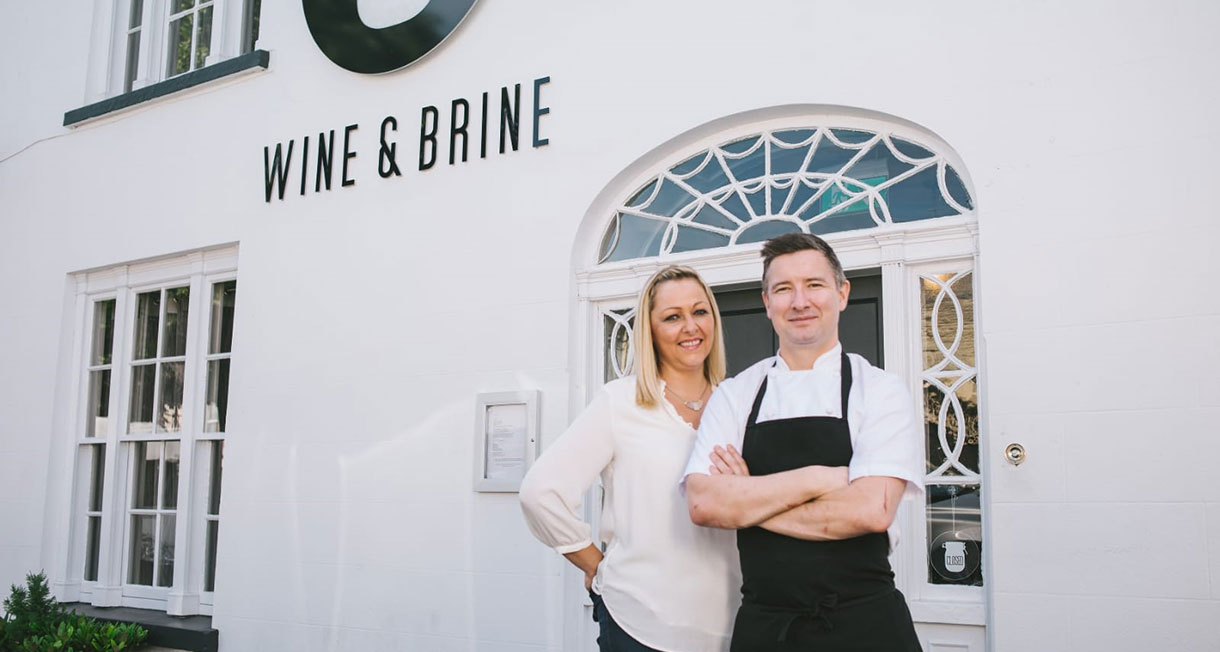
left=715, top=271, right=883, bottom=374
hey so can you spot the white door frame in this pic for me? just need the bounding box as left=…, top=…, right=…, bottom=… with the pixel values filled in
left=563, top=105, right=987, bottom=652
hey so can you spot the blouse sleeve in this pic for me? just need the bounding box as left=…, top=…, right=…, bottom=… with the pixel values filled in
left=519, top=386, right=616, bottom=554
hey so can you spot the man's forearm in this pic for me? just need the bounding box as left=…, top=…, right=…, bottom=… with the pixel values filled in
left=758, top=476, right=906, bottom=540
left=686, top=466, right=846, bottom=529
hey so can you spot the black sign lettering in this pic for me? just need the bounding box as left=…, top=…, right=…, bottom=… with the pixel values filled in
left=499, top=84, right=520, bottom=154
left=258, top=75, right=553, bottom=201
left=379, top=117, right=403, bottom=178
left=341, top=124, right=358, bottom=187
left=480, top=91, right=489, bottom=159
left=299, top=136, right=311, bottom=196
left=450, top=99, right=469, bottom=165
left=533, top=76, right=550, bottom=148
left=316, top=130, right=335, bottom=192
left=263, top=140, right=294, bottom=202
left=419, top=106, right=439, bottom=170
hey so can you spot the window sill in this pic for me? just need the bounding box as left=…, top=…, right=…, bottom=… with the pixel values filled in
left=63, top=50, right=270, bottom=127
left=63, top=603, right=218, bottom=652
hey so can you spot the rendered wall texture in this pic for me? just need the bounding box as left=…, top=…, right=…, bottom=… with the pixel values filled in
left=1, top=2, right=1217, bottom=651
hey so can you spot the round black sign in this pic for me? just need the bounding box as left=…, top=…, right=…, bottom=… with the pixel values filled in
left=303, top=0, right=479, bottom=74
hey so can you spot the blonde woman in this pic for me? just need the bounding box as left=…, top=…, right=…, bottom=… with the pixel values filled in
left=520, top=265, right=741, bottom=652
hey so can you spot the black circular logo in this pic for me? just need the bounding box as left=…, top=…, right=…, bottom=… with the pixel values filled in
left=303, top=0, right=479, bottom=74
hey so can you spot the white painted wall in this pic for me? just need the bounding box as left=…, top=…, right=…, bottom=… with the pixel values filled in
left=1, top=1, right=1217, bottom=651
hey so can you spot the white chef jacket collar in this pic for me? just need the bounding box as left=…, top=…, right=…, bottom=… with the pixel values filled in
left=772, top=342, right=843, bottom=373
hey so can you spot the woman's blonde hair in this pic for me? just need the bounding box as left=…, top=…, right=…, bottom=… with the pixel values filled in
left=632, top=265, right=727, bottom=407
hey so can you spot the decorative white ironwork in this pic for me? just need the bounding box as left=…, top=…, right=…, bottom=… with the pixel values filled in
left=603, top=308, right=635, bottom=382
left=599, top=127, right=974, bottom=263
left=921, top=271, right=979, bottom=479
left=921, top=269, right=983, bottom=587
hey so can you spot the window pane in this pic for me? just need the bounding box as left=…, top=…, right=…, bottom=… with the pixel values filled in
left=926, top=483, right=983, bottom=586
left=204, top=440, right=222, bottom=592
left=84, top=516, right=101, bottom=582
left=128, top=363, right=156, bottom=434
left=158, top=362, right=185, bottom=433
left=204, top=520, right=218, bottom=592
left=132, top=441, right=161, bottom=509
left=208, top=281, right=236, bottom=354
left=124, top=31, right=141, bottom=93
left=925, top=383, right=966, bottom=475
left=132, top=291, right=160, bottom=360
left=129, top=0, right=144, bottom=27
left=157, top=515, right=176, bottom=587
left=922, top=274, right=975, bottom=370
left=168, top=14, right=193, bottom=76
left=89, top=445, right=106, bottom=512
left=208, top=441, right=223, bottom=515
left=921, top=272, right=979, bottom=476
left=91, top=300, right=116, bottom=365
left=204, top=359, right=230, bottom=433
left=162, top=441, right=180, bottom=509
left=602, top=213, right=668, bottom=262
left=172, top=0, right=195, bottom=12
left=161, top=287, right=190, bottom=357
left=128, top=514, right=156, bottom=585
left=86, top=370, right=111, bottom=437
left=195, top=5, right=213, bottom=69
left=603, top=311, right=634, bottom=382
left=85, top=443, right=106, bottom=583
left=599, top=127, right=976, bottom=263
left=244, top=0, right=261, bottom=52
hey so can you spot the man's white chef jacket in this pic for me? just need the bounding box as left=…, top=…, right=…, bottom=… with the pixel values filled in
left=683, top=344, right=925, bottom=547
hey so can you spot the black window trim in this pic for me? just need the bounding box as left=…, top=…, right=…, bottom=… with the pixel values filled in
left=64, top=49, right=270, bottom=127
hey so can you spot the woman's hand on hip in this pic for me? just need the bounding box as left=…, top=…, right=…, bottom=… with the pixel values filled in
left=562, top=544, right=604, bottom=591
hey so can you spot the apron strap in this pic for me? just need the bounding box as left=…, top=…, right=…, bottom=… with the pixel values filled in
left=839, top=351, right=852, bottom=420
left=746, top=375, right=769, bottom=428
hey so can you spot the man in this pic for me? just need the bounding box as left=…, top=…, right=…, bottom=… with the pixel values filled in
left=684, top=233, right=923, bottom=651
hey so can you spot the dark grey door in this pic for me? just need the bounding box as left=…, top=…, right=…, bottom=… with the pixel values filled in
left=715, top=271, right=883, bottom=376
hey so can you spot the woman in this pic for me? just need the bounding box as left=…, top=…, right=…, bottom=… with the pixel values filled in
left=519, top=265, right=741, bottom=652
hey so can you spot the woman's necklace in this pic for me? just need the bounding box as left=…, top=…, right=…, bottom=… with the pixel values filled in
left=665, top=381, right=709, bottom=411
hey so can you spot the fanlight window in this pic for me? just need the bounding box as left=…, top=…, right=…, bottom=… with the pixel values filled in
left=599, top=127, right=975, bottom=263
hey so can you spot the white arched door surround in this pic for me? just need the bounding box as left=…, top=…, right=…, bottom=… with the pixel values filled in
left=563, top=104, right=987, bottom=652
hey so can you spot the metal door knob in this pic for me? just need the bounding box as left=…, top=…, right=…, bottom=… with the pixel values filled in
left=1004, top=443, right=1026, bottom=466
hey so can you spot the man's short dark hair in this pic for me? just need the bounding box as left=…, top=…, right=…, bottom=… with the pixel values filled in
left=760, top=233, right=847, bottom=289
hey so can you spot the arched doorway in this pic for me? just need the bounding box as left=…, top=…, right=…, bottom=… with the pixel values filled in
left=565, top=105, right=986, bottom=652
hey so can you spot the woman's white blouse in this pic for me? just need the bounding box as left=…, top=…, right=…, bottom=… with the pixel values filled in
left=519, top=377, right=741, bottom=652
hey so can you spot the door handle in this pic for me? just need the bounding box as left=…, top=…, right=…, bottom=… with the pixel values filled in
left=1004, top=443, right=1026, bottom=466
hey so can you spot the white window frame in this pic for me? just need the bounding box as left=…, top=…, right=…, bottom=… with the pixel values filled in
left=58, top=246, right=237, bottom=616
left=565, top=108, right=986, bottom=652
left=83, top=0, right=257, bottom=103
left=900, top=257, right=986, bottom=614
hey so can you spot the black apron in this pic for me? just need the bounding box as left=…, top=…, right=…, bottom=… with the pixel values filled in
left=730, top=353, right=922, bottom=652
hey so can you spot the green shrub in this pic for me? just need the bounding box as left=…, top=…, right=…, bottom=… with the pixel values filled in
left=87, top=621, right=147, bottom=652
left=16, top=615, right=147, bottom=652
left=1, top=572, right=64, bottom=649
left=1, top=574, right=147, bottom=652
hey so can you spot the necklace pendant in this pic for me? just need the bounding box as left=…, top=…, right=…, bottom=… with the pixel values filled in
left=685, top=400, right=704, bottom=411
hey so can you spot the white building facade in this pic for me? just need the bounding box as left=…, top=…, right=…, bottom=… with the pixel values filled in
left=1, top=2, right=1217, bottom=651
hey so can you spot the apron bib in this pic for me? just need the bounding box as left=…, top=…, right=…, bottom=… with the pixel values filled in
left=730, top=352, right=921, bottom=652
